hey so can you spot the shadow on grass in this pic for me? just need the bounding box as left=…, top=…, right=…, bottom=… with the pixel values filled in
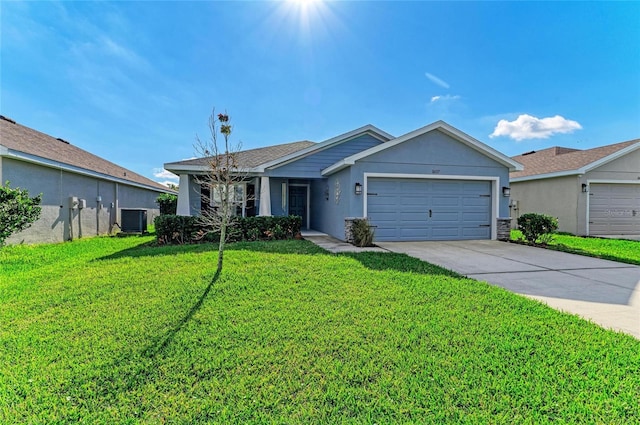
left=341, top=251, right=462, bottom=277
left=143, top=269, right=221, bottom=357
left=95, top=239, right=327, bottom=262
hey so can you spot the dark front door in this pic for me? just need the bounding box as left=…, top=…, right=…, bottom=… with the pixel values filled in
left=289, top=185, right=308, bottom=229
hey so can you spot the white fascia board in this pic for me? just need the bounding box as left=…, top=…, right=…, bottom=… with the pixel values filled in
left=256, top=124, right=393, bottom=172
left=436, top=123, right=524, bottom=171
left=322, top=120, right=523, bottom=176
left=510, top=170, right=581, bottom=183
left=7, top=149, right=174, bottom=194
left=163, top=163, right=255, bottom=175
left=582, top=141, right=640, bottom=173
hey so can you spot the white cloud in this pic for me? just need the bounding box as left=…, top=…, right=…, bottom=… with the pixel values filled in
left=425, top=72, right=450, bottom=89
left=490, top=114, right=582, bottom=141
left=153, top=168, right=178, bottom=180
left=158, top=181, right=178, bottom=188
left=431, top=94, right=460, bottom=103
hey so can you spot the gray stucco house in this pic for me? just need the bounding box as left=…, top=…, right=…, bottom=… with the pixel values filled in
left=165, top=121, right=522, bottom=242
left=510, top=139, right=640, bottom=237
left=0, top=115, right=175, bottom=245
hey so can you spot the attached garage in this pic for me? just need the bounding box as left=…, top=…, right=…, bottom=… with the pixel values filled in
left=589, top=183, right=640, bottom=236
left=366, top=177, right=493, bottom=241
left=510, top=140, right=640, bottom=237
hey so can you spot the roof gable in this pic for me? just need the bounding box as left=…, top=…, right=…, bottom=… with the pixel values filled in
left=0, top=116, right=171, bottom=192
left=510, top=139, right=640, bottom=181
left=322, top=120, right=523, bottom=175
left=256, top=124, right=393, bottom=172
left=164, top=124, right=393, bottom=175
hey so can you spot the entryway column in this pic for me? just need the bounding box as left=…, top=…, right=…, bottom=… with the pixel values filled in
left=259, top=176, right=272, bottom=216
left=177, top=174, right=193, bottom=216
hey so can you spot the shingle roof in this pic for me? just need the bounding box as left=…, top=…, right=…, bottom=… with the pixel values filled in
left=164, top=140, right=316, bottom=171
left=0, top=115, right=171, bottom=192
left=510, top=139, right=640, bottom=179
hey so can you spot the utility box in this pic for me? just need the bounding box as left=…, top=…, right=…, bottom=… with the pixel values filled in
left=78, top=199, right=86, bottom=209
left=68, top=196, right=79, bottom=209
left=120, top=209, right=147, bottom=233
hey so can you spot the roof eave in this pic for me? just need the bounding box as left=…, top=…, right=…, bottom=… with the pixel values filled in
left=6, top=149, right=175, bottom=193
left=510, top=169, right=581, bottom=183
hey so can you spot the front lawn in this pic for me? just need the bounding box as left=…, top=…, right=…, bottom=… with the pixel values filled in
left=511, top=230, right=640, bottom=265
left=1, top=237, right=639, bottom=423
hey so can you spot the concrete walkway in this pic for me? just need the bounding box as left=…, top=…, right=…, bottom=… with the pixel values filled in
left=376, top=240, right=640, bottom=339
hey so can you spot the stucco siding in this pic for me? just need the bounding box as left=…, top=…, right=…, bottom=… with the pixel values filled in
left=510, top=176, right=580, bottom=234
left=4, top=158, right=162, bottom=245
left=265, top=134, right=383, bottom=178
left=352, top=130, right=512, bottom=218
left=587, top=148, right=640, bottom=180
left=309, top=169, right=351, bottom=239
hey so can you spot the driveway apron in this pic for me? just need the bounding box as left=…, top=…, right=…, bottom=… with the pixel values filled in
left=376, top=240, right=640, bottom=339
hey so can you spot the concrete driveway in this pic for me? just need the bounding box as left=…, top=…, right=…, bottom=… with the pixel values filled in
left=376, top=240, right=640, bottom=339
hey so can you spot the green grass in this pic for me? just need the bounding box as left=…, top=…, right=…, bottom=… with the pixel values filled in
left=511, top=230, right=640, bottom=265
left=1, top=236, right=639, bottom=423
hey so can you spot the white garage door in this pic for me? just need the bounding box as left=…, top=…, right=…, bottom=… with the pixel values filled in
left=589, top=183, right=640, bottom=236
left=367, top=178, right=492, bottom=241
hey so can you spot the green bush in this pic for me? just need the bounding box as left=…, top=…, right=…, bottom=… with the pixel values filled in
left=155, top=215, right=302, bottom=245
left=154, top=215, right=201, bottom=245
left=517, top=213, right=559, bottom=244
left=0, top=181, right=42, bottom=246
left=351, top=218, right=375, bottom=247
left=156, top=193, right=178, bottom=215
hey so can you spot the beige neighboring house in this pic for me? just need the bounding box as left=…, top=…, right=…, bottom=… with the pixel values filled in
left=510, top=139, right=640, bottom=237
left=0, top=115, right=174, bottom=245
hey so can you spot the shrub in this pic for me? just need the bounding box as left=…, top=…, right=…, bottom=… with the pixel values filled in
left=517, top=213, right=558, bottom=245
left=0, top=181, right=42, bottom=246
left=156, top=193, right=178, bottom=215
left=351, top=218, right=375, bottom=247
left=155, top=214, right=302, bottom=245
left=154, top=215, right=201, bottom=245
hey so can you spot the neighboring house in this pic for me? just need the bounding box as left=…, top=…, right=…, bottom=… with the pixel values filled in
left=165, top=121, right=521, bottom=242
left=510, top=139, right=640, bottom=237
left=0, top=115, right=175, bottom=244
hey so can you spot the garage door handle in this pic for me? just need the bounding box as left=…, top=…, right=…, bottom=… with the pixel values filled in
left=428, top=209, right=432, bottom=218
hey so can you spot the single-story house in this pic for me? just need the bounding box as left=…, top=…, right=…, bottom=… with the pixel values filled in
left=510, top=139, right=640, bottom=237
left=165, top=121, right=522, bottom=242
left=0, top=115, right=175, bottom=245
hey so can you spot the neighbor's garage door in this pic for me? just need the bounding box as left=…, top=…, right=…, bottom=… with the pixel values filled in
left=589, top=183, right=640, bottom=236
left=367, top=178, right=492, bottom=241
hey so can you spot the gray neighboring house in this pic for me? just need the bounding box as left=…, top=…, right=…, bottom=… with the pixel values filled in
left=510, top=139, right=640, bottom=237
left=0, top=115, right=175, bottom=245
left=165, top=121, right=522, bottom=242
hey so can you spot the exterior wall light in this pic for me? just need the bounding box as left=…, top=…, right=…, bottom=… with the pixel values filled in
left=354, top=182, right=363, bottom=195
left=502, top=186, right=511, bottom=197
left=581, top=183, right=588, bottom=193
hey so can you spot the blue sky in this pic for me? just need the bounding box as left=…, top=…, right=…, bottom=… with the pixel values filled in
left=2, top=0, right=639, bottom=186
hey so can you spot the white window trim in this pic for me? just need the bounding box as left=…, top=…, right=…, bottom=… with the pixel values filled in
left=363, top=172, right=501, bottom=240
left=209, top=182, right=248, bottom=217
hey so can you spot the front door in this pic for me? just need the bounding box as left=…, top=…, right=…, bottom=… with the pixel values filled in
left=288, top=185, right=308, bottom=229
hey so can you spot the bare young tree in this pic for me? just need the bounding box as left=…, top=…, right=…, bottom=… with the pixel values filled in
left=194, top=110, right=247, bottom=273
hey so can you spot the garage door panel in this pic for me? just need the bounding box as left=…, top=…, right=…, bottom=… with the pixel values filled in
left=589, top=183, right=640, bottom=236
left=368, top=178, right=492, bottom=241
